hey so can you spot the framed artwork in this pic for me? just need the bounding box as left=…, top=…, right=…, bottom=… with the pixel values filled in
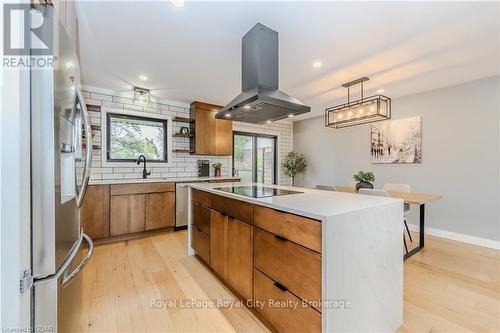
left=370, top=116, right=422, bottom=164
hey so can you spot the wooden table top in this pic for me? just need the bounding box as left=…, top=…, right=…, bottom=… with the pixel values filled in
left=335, top=186, right=443, bottom=205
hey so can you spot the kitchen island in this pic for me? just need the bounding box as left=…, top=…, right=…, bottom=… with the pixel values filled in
left=188, top=183, right=403, bottom=333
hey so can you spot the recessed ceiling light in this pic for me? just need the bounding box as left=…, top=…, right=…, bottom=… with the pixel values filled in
left=312, top=61, right=322, bottom=69
left=244, top=105, right=251, bottom=110
left=377, top=89, right=385, bottom=94
left=171, top=0, right=184, bottom=7
left=138, top=74, right=148, bottom=81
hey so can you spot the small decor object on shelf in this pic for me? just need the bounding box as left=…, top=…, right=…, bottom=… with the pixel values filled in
left=353, top=171, right=375, bottom=191
left=180, top=126, right=189, bottom=135
left=212, top=162, right=222, bottom=177
left=282, top=151, right=308, bottom=186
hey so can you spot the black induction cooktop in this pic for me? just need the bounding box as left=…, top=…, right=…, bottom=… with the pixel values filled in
left=214, top=185, right=303, bottom=198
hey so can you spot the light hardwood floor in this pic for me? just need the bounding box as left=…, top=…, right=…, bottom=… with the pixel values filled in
left=80, top=231, right=500, bottom=333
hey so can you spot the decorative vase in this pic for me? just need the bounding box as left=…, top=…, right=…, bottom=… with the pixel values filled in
left=356, top=181, right=374, bottom=191
left=215, top=169, right=221, bottom=177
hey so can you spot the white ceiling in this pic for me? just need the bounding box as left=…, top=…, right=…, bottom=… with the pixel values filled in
left=76, top=1, right=499, bottom=121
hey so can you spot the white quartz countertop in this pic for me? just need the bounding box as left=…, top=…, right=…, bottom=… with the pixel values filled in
left=89, top=176, right=240, bottom=185
left=190, top=182, right=403, bottom=220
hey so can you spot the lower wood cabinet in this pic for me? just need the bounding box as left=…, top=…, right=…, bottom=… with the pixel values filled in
left=253, top=268, right=321, bottom=333
left=207, top=209, right=253, bottom=301
left=209, top=209, right=227, bottom=279
left=110, top=194, right=145, bottom=236
left=254, top=228, right=322, bottom=311
left=145, top=192, right=175, bottom=230
left=192, top=225, right=209, bottom=265
left=81, top=185, right=110, bottom=239
left=82, top=183, right=176, bottom=242
left=192, top=189, right=324, bottom=333
left=192, top=202, right=210, bottom=235
left=227, top=217, right=253, bottom=301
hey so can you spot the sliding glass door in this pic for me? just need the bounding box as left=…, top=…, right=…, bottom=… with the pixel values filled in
left=233, top=132, right=277, bottom=184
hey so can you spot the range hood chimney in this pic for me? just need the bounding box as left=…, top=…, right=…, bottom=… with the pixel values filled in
left=215, top=23, right=310, bottom=124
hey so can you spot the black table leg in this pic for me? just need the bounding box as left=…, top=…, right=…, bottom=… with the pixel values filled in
left=404, top=204, right=425, bottom=260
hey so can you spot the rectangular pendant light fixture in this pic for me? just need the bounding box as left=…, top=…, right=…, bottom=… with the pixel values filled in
left=325, top=77, right=391, bottom=129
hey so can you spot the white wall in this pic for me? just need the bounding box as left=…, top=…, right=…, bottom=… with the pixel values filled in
left=82, top=86, right=293, bottom=185
left=294, top=76, right=500, bottom=244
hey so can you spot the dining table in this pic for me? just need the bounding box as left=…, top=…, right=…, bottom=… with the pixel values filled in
left=335, top=186, right=442, bottom=260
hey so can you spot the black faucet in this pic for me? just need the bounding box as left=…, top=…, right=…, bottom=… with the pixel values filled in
left=136, top=155, right=151, bottom=179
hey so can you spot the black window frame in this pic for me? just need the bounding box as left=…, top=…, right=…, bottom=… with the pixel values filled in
left=106, top=112, right=168, bottom=163
left=232, top=131, right=278, bottom=184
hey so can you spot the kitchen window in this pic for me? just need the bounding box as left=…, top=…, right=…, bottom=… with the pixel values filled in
left=106, top=113, right=168, bottom=162
left=233, top=131, right=277, bottom=184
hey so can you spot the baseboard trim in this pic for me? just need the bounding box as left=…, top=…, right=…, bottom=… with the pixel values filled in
left=407, top=224, right=500, bottom=250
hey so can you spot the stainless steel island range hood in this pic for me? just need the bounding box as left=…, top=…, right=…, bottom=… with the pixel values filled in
left=215, top=23, right=310, bottom=124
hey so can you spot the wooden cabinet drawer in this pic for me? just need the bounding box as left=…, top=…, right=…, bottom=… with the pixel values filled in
left=253, top=268, right=321, bottom=333
left=254, top=205, right=321, bottom=253
left=254, top=229, right=321, bottom=310
left=110, top=182, right=175, bottom=196
left=192, top=188, right=209, bottom=206
left=210, top=194, right=253, bottom=224
left=192, top=225, right=209, bottom=265
left=192, top=201, right=210, bottom=235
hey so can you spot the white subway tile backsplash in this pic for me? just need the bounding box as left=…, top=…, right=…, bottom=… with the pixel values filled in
left=102, top=173, right=123, bottom=180
left=85, top=98, right=101, bottom=106
left=113, top=167, right=136, bottom=173
left=90, top=174, right=102, bottom=180
left=91, top=93, right=113, bottom=101
left=123, top=104, right=143, bottom=112
left=123, top=173, right=144, bottom=179
left=102, top=101, right=123, bottom=109
left=83, top=87, right=292, bottom=185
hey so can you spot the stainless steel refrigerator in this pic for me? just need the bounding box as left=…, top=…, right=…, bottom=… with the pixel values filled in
left=29, top=4, right=93, bottom=332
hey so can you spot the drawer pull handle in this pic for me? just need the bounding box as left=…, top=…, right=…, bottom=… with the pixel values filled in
left=273, top=281, right=288, bottom=292
left=193, top=202, right=200, bottom=207
left=274, top=234, right=288, bottom=242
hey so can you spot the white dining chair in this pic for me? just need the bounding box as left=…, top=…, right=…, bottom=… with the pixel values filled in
left=383, top=183, right=413, bottom=243
left=358, top=188, right=409, bottom=254
left=316, top=185, right=337, bottom=191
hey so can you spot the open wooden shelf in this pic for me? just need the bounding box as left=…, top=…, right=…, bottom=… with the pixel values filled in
left=83, top=144, right=101, bottom=150
left=172, top=148, right=194, bottom=153
left=86, top=104, right=101, bottom=112
left=173, top=116, right=194, bottom=123
left=173, top=133, right=195, bottom=138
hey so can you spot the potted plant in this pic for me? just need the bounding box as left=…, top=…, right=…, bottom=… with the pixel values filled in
left=281, top=151, right=308, bottom=186
left=353, top=171, right=375, bottom=191
left=212, top=162, right=222, bottom=177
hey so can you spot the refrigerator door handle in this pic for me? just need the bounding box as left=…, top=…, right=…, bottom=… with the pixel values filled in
left=33, top=231, right=84, bottom=285
left=61, top=233, right=94, bottom=289
left=75, top=86, right=93, bottom=208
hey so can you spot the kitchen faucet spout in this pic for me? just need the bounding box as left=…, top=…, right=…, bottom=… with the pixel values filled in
left=136, top=155, right=151, bottom=179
